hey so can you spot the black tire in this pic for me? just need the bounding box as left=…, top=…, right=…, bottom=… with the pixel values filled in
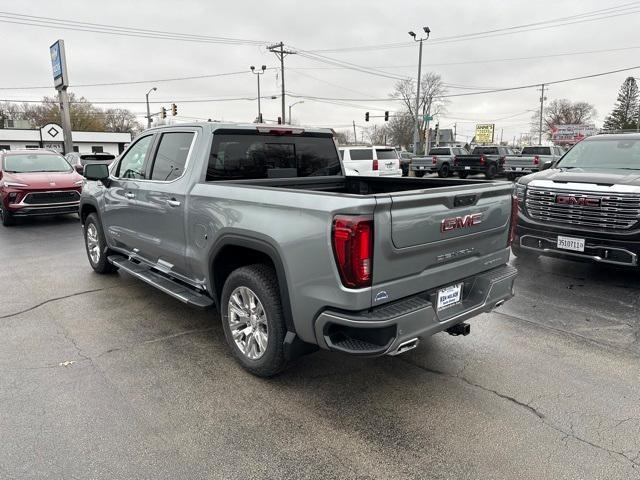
left=221, top=264, right=288, bottom=377
left=458, top=171, right=469, bottom=179
left=414, top=171, right=426, bottom=178
left=438, top=163, right=450, bottom=178
left=485, top=164, right=498, bottom=179
left=506, top=173, right=516, bottom=181
left=84, top=213, right=118, bottom=274
left=511, top=243, right=539, bottom=261
left=0, top=204, right=14, bottom=227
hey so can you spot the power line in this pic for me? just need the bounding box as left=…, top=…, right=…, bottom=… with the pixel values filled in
left=0, top=94, right=281, bottom=104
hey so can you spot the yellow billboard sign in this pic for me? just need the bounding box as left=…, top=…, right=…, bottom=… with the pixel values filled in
left=475, top=124, right=495, bottom=144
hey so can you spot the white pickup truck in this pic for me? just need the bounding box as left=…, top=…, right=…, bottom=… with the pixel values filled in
left=504, top=146, right=564, bottom=180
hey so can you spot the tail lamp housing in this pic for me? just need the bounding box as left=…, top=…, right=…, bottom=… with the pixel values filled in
left=372, top=159, right=379, bottom=171
left=479, top=155, right=486, bottom=165
left=432, top=156, right=438, bottom=165
left=332, top=215, right=373, bottom=288
left=533, top=155, right=540, bottom=165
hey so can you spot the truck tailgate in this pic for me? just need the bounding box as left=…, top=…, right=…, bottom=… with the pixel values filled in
left=505, top=156, right=536, bottom=168
left=371, top=182, right=513, bottom=305
left=455, top=155, right=485, bottom=167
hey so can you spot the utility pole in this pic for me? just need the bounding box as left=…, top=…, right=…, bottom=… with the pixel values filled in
left=538, top=83, right=546, bottom=145
left=250, top=65, right=266, bottom=122
left=500, top=128, right=504, bottom=144
left=268, top=42, right=296, bottom=124
left=453, top=123, right=457, bottom=143
left=145, top=87, right=157, bottom=128
left=408, top=27, right=430, bottom=155
left=353, top=120, right=357, bottom=144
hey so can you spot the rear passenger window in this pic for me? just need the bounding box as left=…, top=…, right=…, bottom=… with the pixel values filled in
left=348, top=149, right=373, bottom=160
left=150, top=132, right=194, bottom=181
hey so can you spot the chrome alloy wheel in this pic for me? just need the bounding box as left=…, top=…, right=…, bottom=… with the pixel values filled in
left=86, top=223, right=101, bottom=264
left=227, top=286, right=268, bottom=360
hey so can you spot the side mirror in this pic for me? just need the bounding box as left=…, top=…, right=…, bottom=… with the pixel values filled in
left=74, top=164, right=84, bottom=174
left=84, top=163, right=110, bottom=184
left=541, top=160, right=554, bottom=171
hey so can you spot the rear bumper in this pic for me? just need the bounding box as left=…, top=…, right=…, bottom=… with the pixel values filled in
left=313, top=263, right=517, bottom=356
left=411, top=164, right=437, bottom=172
left=505, top=166, right=538, bottom=174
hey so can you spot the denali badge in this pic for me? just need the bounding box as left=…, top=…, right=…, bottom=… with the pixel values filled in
left=555, top=195, right=601, bottom=207
left=441, top=213, right=483, bottom=232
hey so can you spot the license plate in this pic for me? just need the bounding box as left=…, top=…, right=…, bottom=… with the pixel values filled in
left=557, top=235, right=585, bottom=252
left=437, top=283, right=463, bottom=310
left=464, top=166, right=471, bottom=170
left=515, top=167, right=522, bottom=171
left=417, top=166, right=425, bottom=170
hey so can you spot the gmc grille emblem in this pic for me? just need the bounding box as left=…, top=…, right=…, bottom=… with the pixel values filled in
left=555, top=195, right=601, bottom=207
left=441, top=213, right=483, bottom=232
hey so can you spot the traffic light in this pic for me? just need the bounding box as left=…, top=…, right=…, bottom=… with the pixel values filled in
left=171, top=103, right=177, bottom=116
left=365, top=112, right=369, bottom=122
left=160, top=107, right=166, bottom=119
left=384, top=111, right=389, bottom=121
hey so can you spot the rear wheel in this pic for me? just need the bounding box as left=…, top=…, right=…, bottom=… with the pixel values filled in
left=0, top=203, right=14, bottom=227
left=84, top=213, right=118, bottom=274
left=458, top=172, right=469, bottom=179
left=438, top=163, right=450, bottom=178
left=221, top=264, right=288, bottom=377
left=485, top=164, right=498, bottom=179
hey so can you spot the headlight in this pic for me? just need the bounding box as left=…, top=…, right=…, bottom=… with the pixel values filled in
left=1, top=181, right=29, bottom=188
left=515, top=183, right=526, bottom=203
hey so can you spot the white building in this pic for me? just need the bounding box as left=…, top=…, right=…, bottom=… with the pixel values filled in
left=0, top=123, right=131, bottom=155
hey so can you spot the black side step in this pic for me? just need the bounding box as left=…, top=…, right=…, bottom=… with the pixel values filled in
left=108, top=255, right=214, bottom=308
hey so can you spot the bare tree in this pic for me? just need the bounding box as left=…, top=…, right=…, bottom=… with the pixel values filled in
left=364, top=125, right=387, bottom=145
left=530, top=98, right=596, bottom=140
left=333, top=130, right=349, bottom=145
left=104, top=108, right=143, bottom=136
left=390, top=72, right=448, bottom=151
left=386, top=112, right=414, bottom=150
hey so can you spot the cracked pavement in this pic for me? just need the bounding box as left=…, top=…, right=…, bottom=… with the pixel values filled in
left=1, top=216, right=639, bottom=479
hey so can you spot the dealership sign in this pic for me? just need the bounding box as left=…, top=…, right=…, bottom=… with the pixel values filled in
left=50, top=40, right=69, bottom=89
left=551, top=124, right=598, bottom=145
left=475, top=124, right=495, bottom=144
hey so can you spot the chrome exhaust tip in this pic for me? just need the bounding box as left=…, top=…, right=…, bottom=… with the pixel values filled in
left=388, top=338, right=419, bottom=356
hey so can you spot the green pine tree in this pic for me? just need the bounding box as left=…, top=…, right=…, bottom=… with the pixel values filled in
left=603, top=77, right=639, bottom=131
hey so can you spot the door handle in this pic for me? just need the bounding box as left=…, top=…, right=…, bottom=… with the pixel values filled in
left=167, top=199, right=181, bottom=207
left=125, top=192, right=135, bottom=199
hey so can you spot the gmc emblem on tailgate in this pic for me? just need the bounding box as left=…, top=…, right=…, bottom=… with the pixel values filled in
left=440, top=213, right=483, bottom=232
left=555, top=195, right=601, bottom=207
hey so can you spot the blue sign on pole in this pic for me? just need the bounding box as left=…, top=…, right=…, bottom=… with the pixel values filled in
left=50, top=40, right=68, bottom=89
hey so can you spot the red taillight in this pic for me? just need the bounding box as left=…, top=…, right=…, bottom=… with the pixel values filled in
left=372, top=159, right=379, bottom=171
left=432, top=156, right=438, bottom=165
left=453, top=156, right=458, bottom=165
left=479, top=155, right=486, bottom=165
left=533, top=155, right=540, bottom=165
left=332, top=215, right=373, bottom=288
left=508, top=195, right=518, bottom=247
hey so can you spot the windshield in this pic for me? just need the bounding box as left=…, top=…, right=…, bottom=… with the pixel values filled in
left=375, top=149, right=397, bottom=160
left=429, top=148, right=450, bottom=155
left=3, top=153, right=72, bottom=173
left=555, top=138, right=640, bottom=170
left=522, top=147, right=551, bottom=155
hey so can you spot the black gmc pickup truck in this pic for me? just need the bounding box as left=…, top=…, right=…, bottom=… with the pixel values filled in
left=453, top=145, right=510, bottom=179
left=512, top=134, right=640, bottom=267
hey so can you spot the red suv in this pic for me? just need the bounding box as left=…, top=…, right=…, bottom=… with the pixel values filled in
left=0, top=149, right=84, bottom=226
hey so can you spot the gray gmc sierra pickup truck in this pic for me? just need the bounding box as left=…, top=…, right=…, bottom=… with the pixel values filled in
left=79, top=123, right=517, bottom=376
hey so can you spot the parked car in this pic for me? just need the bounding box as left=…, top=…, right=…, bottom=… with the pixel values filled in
left=453, top=145, right=511, bottom=179
left=65, top=152, right=117, bottom=175
left=513, top=134, right=640, bottom=267
left=412, top=146, right=469, bottom=178
left=504, top=146, right=564, bottom=181
left=339, top=146, right=402, bottom=177
left=398, top=150, right=413, bottom=176
left=0, top=149, right=84, bottom=226
left=80, top=123, right=517, bottom=376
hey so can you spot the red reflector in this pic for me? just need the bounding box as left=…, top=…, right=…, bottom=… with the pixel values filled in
left=372, top=159, right=379, bottom=171
left=533, top=155, right=540, bottom=165
left=332, top=215, right=373, bottom=288
left=508, top=195, right=518, bottom=247
left=432, top=156, right=438, bottom=165
left=453, top=156, right=458, bottom=165
left=479, top=155, right=485, bottom=165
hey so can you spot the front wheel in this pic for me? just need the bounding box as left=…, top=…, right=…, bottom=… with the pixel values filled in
left=221, top=264, right=288, bottom=377
left=0, top=204, right=14, bottom=227
left=458, top=171, right=469, bottom=179
left=84, top=213, right=118, bottom=274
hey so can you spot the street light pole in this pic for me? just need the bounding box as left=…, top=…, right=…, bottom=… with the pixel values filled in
left=250, top=65, right=267, bottom=122
left=409, top=27, right=430, bottom=155
left=145, top=87, right=157, bottom=129
left=288, top=100, right=304, bottom=124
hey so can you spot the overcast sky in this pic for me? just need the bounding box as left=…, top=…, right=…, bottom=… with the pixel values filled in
left=1, top=0, right=639, bottom=144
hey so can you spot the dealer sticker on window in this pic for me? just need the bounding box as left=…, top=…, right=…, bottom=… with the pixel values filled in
left=437, top=283, right=463, bottom=310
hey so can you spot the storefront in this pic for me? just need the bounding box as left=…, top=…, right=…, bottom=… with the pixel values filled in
left=0, top=123, right=131, bottom=155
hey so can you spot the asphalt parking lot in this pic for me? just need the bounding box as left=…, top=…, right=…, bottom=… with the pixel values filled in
left=1, top=215, right=639, bottom=480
